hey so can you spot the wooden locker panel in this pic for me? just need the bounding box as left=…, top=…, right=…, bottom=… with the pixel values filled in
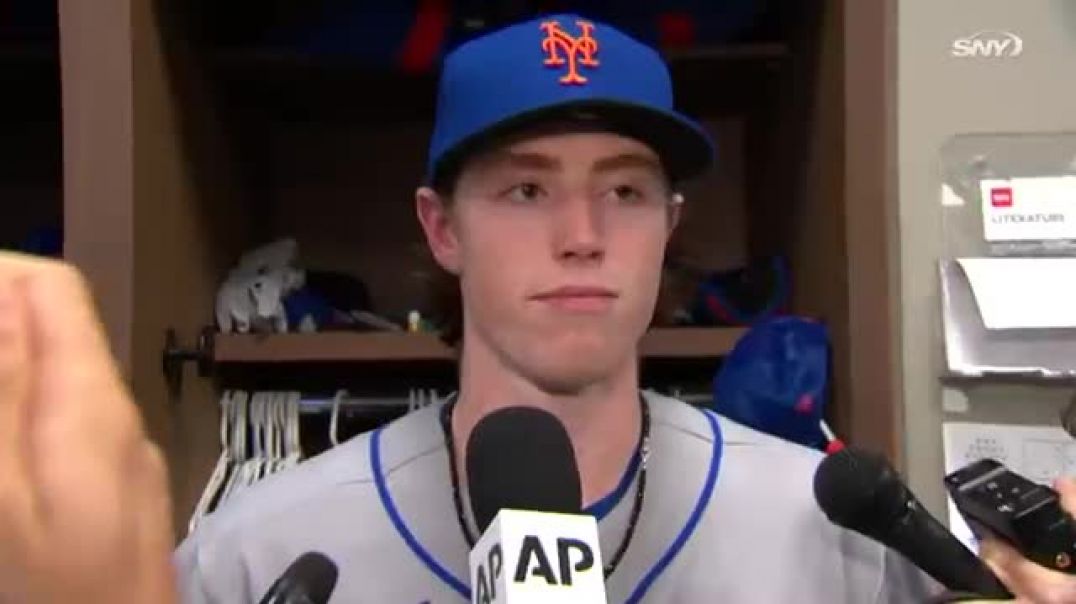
left=129, top=0, right=253, bottom=532
left=788, top=0, right=852, bottom=446
left=59, top=0, right=136, bottom=374
left=842, top=0, right=900, bottom=463
left=62, top=0, right=251, bottom=533
left=784, top=0, right=900, bottom=461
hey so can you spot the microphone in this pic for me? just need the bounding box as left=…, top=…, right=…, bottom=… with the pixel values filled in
left=813, top=448, right=1011, bottom=599
left=258, top=551, right=339, bottom=604
left=466, top=407, right=607, bottom=604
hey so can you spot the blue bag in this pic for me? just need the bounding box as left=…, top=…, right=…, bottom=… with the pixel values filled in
left=712, top=316, right=830, bottom=450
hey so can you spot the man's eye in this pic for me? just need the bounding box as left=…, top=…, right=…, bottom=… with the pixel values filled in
left=606, top=185, right=644, bottom=204
left=504, top=182, right=545, bottom=202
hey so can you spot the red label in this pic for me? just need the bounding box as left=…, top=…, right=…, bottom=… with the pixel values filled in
left=991, top=187, right=1013, bottom=208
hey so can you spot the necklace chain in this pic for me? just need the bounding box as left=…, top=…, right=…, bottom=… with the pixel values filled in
left=439, top=397, right=650, bottom=580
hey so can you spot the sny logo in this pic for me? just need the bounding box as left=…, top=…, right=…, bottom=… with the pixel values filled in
left=951, top=30, right=1023, bottom=59
left=540, top=20, right=600, bottom=85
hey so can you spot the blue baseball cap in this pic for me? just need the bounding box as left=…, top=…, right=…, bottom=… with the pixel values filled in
left=427, top=14, right=715, bottom=186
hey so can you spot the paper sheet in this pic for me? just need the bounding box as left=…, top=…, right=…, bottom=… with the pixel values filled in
left=957, top=257, right=1076, bottom=329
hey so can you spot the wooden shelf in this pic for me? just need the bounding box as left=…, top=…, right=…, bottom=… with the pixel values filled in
left=213, top=327, right=745, bottom=363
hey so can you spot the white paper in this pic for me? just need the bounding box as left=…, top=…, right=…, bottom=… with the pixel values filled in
left=941, top=388, right=970, bottom=414
left=981, top=176, right=1076, bottom=242
left=957, top=257, right=1076, bottom=329
left=942, top=422, right=1076, bottom=552
left=941, top=183, right=966, bottom=207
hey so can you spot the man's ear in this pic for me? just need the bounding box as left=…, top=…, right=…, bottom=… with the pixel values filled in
left=416, top=186, right=462, bottom=274
left=667, top=192, right=684, bottom=236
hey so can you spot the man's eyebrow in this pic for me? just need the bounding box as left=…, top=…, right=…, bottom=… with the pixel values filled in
left=481, top=151, right=562, bottom=171
left=593, top=153, right=664, bottom=174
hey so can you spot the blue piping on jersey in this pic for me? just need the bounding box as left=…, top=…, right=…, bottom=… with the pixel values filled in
left=624, top=408, right=724, bottom=604
left=371, top=427, right=471, bottom=599
left=584, top=443, right=641, bottom=521
left=372, top=406, right=723, bottom=603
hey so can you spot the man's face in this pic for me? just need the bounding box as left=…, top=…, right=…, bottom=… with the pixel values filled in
left=418, top=131, right=679, bottom=394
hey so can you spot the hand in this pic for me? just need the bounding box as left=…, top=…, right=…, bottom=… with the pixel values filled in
left=980, top=477, right=1076, bottom=604
left=0, top=254, right=176, bottom=603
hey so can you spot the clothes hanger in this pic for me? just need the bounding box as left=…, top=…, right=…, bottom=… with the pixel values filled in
left=329, top=389, right=347, bottom=448
left=286, top=391, right=302, bottom=467
left=259, top=392, right=274, bottom=479
left=252, top=392, right=270, bottom=483
left=220, top=389, right=250, bottom=504
left=188, top=390, right=237, bottom=534
left=272, top=391, right=290, bottom=473
left=266, top=392, right=280, bottom=476
left=267, top=392, right=281, bottom=475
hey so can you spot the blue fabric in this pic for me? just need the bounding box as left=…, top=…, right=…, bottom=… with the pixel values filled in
left=712, top=317, right=830, bottom=450
left=274, top=3, right=418, bottom=64
left=693, top=256, right=790, bottom=326
left=282, top=288, right=334, bottom=331
left=427, top=13, right=714, bottom=181
left=16, top=225, right=62, bottom=258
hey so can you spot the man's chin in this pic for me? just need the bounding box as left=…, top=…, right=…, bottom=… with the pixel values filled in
left=520, top=354, right=630, bottom=396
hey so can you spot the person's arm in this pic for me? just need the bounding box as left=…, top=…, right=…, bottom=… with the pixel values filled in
left=978, top=477, right=1076, bottom=603
left=0, top=253, right=176, bottom=603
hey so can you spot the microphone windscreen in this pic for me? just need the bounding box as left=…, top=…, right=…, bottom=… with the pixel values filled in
left=263, top=552, right=338, bottom=604
left=814, top=448, right=1012, bottom=598
left=813, top=447, right=908, bottom=538
left=466, top=406, right=582, bottom=533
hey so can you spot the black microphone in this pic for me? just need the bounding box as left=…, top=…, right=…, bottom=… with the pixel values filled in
left=814, top=448, right=1012, bottom=599
left=466, top=406, right=582, bottom=532
left=258, top=551, right=339, bottom=604
left=465, top=407, right=607, bottom=603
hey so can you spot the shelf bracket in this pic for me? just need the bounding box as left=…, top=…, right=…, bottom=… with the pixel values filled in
left=161, top=327, right=215, bottom=400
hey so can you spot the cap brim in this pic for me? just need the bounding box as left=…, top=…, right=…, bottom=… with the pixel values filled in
left=430, top=99, right=715, bottom=186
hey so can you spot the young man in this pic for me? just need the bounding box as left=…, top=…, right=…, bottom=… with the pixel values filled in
left=173, top=14, right=936, bottom=602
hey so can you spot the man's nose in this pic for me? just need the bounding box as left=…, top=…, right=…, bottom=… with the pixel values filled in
left=552, top=196, right=605, bottom=263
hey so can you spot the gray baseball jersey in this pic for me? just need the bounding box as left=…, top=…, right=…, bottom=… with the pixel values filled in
left=174, top=391, right=939, bottom=603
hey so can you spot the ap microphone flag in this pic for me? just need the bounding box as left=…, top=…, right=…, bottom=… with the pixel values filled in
left=470, top=509, right=605, bottom=604
left=466, top=407, right=606, bottom=604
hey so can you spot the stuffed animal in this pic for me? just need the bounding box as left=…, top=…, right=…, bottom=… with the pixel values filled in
left=233, top=238, right=298, bottom=278
left=216, top=268, right=293, bottom=333
left=216, top=238, right=307, bottom=333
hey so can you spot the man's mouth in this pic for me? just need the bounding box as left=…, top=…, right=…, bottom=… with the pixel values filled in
left=530, top=286, right=618, bottom=312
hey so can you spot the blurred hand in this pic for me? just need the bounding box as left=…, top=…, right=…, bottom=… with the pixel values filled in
left=980, top=477, right=1076, bottom=604
left=0, top=253, right=175, bottom=603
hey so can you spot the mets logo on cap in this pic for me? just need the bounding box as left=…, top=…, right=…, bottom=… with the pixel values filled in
left=540, top=19, right=600, bottom=85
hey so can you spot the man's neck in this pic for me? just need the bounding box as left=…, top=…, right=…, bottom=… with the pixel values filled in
left=450, top=336, right=642, bottom=509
